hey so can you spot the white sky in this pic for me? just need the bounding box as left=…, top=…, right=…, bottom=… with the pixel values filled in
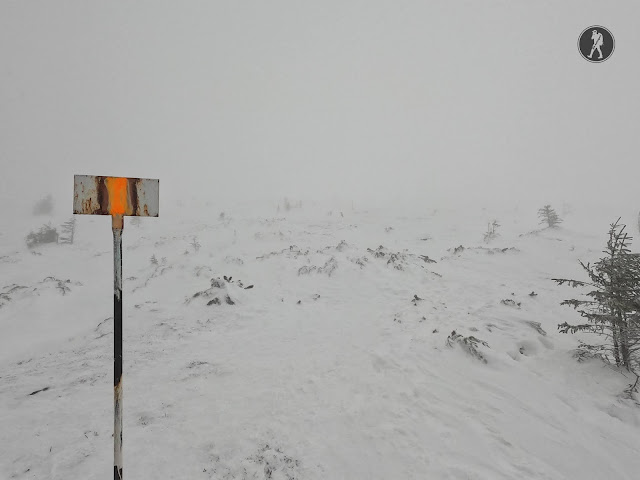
left=1, top=1, right=639, bottom=216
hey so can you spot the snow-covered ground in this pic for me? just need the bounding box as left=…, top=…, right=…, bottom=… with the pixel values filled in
left=1, top=200, right=639, bottom=479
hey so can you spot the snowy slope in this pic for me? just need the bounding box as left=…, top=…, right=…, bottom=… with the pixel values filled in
left=1, top=202, right=640, bottom=479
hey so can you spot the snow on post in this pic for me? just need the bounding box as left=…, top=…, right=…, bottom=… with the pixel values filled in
left=73, top=175, right=159, bottom=480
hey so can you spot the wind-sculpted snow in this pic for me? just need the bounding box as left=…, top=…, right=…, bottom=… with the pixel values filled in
left=0, top=205, right=639, bottom=479
left=0, top=277, right=82, bottom=309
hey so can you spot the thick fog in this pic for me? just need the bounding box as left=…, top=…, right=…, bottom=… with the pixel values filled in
left=1, top=1, right=639, bottom=220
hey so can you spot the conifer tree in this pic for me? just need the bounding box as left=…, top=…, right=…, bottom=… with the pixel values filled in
left=554, top=219, right=640, bottom=371
left=59, top=217, right=76, bottom=244
left=538, top=205, right=562, bottom=228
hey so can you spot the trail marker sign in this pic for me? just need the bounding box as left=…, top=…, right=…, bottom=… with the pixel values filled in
left=73, top=175, right=159, bottom=480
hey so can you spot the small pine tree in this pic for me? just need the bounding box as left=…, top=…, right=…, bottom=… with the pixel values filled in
left=150, top=254, right=158, bottom=265
left=554, top=219, right=640, bottom=371
left=484, top=220, right=500, bottom=243
left=538, top=204, right=562, bottom=228
left=59, top=217, right=76, bottom=244
left=191, top=236, right=201, bottom=252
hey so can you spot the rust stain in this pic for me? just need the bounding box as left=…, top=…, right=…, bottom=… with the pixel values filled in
left=74, top=174, right=157, bottom=216
left=82, top=197, right=93, bottom=213
left=130, top=178, right=140, bottom=215
left=97, top=177, right=107, bottom=214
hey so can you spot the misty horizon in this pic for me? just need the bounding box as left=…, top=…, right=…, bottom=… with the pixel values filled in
left=1, top=1, right=639, bottom=219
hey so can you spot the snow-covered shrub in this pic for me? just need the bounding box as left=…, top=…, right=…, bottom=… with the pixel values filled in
left=367, top=245, right=408, bottom=269
left=42, top=276, right=72, bottom=295
left=349, top=256, right=369, bottom=268
left=26, top=223, right=58, bottom=248
left=500, top=299, right=521, bottom=308
left=188, top=276, right=253, bottom=306
left=367, top=246, right=387, bottom=259
left=203, top=443, right=302, bottom=479
left=367, top=246, right=436, bottom=271
left=298, top=257, right=338, bottom=277
left=446, top=330, right=490, bottom=363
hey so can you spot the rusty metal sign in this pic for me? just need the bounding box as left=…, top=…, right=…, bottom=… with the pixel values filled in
left=73, top=175, right=159, bottom=217
left=73, top=174, right=159, bottom=480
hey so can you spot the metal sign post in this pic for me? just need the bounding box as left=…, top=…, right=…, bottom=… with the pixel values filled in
left=73, top=175, right=159, bottom=480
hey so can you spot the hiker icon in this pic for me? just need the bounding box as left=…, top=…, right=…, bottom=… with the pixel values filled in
left=578, top=26, right=614, bottom=63
left=588, top=29, right=604, bottom=59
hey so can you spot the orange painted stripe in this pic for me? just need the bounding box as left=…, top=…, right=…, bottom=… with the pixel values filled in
left=106, top=177, right=128, bottom=215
